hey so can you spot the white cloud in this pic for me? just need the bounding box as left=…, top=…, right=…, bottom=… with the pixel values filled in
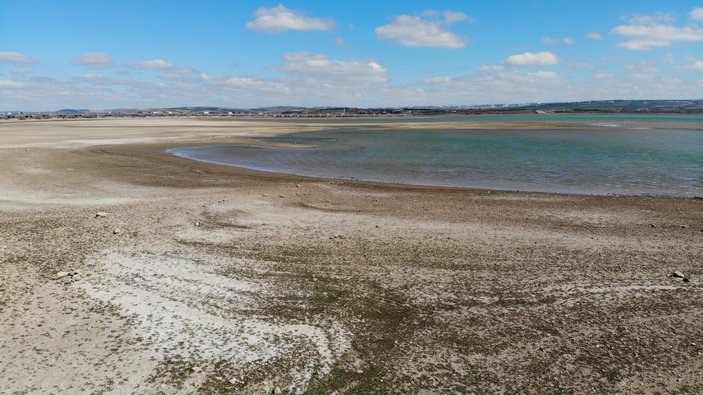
left=593, top=73, right=614, bottom=79
left=421, top=10, right=470, bottom=24
left=277, top=52, right=387, bottom=83
left=612, top=9, right=703, bottom=50
left=333, top=38, right=348, bottom=47
left=692, top=7, right=703, bottom=22
left=502, top=51, right=558, bottom=66
left=543, top=36, right=574, bottom=45
left=0, top=51, right=36, bottom=65
left=0, top=80, right=25, bottom=89
left=75, top=73, right=109, bottom=82
left=5, top=63, right=703, bottom=111
left=424, top=76, right=452, bottom=83
left=683, top=59, right=703, bottom=71
left=632, top=73, right=654, bottom=80
left=625, top=12, right=674, bottom=25
left=128, top=59, right=176, bottom=69
left=586, top=32, right=604, bottom=40
left=158, top=66, right=198, bottom=80
left=519, top=71, right=561, bottom=81
left=398, top=70, right=568, bottom=105
left=222, top=77, right=289, bottom=95
left=625, top=61, right=659, bottom=73
left=616, top=39, right=672, bottom=51
left=78, top=52, right=114, bottom=69
left=225, top=77, right=263, bottom=87
left=246, top=4, right=335, bottom=32
left=375, top=11, right=468, bottom=48
left=478, top=65, right=504, bottom=72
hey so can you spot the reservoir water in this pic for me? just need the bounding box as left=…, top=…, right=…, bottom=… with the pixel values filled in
left=168, top=116, right=702, bottom=197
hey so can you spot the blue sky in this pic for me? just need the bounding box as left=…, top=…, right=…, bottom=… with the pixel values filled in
left=1, top=0, right=702, bottom=110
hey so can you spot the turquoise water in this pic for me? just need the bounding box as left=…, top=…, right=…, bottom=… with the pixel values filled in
left=288, top=113, right=703, bottom=127
left=169, top=119, right=702, bottom=197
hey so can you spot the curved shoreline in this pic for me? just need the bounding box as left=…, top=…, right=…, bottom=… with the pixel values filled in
left=161, top=128, right=701, bottom=198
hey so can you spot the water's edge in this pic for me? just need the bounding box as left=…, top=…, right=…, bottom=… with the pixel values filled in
left=166, top=122, right=702, bottom=198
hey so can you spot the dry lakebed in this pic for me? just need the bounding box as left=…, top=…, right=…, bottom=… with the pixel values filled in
left=0, top=118, right=701, bottom=394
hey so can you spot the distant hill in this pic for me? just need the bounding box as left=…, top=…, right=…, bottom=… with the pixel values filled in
left=56, top=109, right=90, bottom=114
left=250, top=106, right=307, bottom=113
left=31, top=99, right=703, bottom=118
left=514, top=100, right=703, bottom=113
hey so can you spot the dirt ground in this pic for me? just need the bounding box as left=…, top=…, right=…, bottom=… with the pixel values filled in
left=0, top=118, right=701, bottom=394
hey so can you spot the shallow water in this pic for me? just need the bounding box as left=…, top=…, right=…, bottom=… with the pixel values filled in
left=169, top=118, right=702, bottom=197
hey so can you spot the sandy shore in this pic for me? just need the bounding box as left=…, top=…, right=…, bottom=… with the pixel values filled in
left=1, top=118, right=701, bottom=394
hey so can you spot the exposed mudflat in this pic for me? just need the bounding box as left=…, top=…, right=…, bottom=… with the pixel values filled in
left=0, top=118, right=701, bottom=394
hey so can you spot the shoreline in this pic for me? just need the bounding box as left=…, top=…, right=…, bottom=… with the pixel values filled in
left=165, top=146, right=702, bottom=199
left=161, top=125, right=701, bottom=199
left=1, top=118, right=702, bottom=394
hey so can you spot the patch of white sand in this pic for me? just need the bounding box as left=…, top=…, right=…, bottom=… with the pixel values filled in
left=77, top=249, right=350, bottom=392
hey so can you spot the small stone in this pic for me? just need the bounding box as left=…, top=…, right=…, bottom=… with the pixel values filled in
left=648, top=224, right=656, bottom=228
left=680, top=225, right=689, bottom=228
left=160, top=384, right=168, bottom=390
left=672, top=271, right=686, bottom=279
left=113, top=228, right=121, bottom=235
left=195, top=222, right=200, bottom=226
left=273, top=386, right=282, bottom=394
left=295, top=184, right=300, bottom=188
left=356, top=369, right=364, bottom=374
left=62, top=276, right=72, bottom=284
left=228, top=378, right=240, bottom=385
left=95, top=211, right=108, bottom=218
left=279, top=195, right=285, bottom=198
left=55, top=271, right=70, bottom=279
left=72, top=274, right=81, bottom=281
left=683, top=277, right=691, bottom=283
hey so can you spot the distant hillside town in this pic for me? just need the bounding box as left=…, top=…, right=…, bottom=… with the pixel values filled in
left=2, top=100, right=702, bottom=120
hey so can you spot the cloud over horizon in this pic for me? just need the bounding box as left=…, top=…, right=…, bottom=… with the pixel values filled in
left=127, top=59, right=176, bottom=70
left=78, top=52, right=114, bottom=69
left=502, top=51, right=558, bottom=66
left=0, top=51, right=36, bottom=65
left=612, top=8, right=703, bottom=50
left=277, top=52, right=387, bottom=83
